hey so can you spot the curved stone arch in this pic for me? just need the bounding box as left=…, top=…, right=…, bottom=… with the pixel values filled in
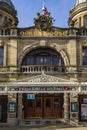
left=18, top=43, right=70, bottom=66
left=58, top=49, right=70, bottom=66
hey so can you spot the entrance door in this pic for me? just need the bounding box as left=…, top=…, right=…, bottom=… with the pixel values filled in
left=23, top=93, right=63, bottom=119
left=44, top=97, right=53, bottom=118
left=24, top=94, right=42, bottom=118
left=0, top=95, right=8, bottom=122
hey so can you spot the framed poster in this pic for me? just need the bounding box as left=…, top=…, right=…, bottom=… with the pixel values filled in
left=81, top=104, right=87, bottom=120
left=8, top=102, right=16, bottom=112
left=71, top=102, right=78, bottom=112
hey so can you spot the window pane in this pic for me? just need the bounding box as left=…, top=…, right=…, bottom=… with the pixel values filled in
left=46, top=98, right=51, bottom=108
left=36, top=98, right=41, bottom=108
left=28, top=100, right=33, bottom=107
left=54, top=99, right=59, bottom=108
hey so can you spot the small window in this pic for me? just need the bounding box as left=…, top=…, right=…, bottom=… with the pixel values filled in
left=82, top=47, right=87, bottom=65
left=0, top=47, right=3, bottom=65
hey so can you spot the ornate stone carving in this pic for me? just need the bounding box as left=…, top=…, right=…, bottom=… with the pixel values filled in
left=34, top=13, right=53, bottom=31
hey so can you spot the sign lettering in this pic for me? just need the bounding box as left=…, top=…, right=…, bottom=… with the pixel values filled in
left=20, top=30, right=68, bottom=37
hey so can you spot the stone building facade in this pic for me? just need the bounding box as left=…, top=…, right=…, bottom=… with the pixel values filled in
left=0, top=0, right=87, bottom=126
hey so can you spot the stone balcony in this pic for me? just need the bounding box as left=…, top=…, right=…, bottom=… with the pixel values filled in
left=0, top=65, right=87, bottom=75
left=0, top=65, right=66, bottom=74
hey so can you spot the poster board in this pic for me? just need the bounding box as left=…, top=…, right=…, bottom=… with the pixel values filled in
left=8, top=102, right=16, bottom=112
left=81, top=104, right=87, bottom=120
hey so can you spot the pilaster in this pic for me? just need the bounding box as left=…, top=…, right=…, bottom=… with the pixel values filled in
left=7, top=93, right=16, bottom=125
left=18, top=93, right=23, bottom=125
left=64, top=93, right=70, bottom=124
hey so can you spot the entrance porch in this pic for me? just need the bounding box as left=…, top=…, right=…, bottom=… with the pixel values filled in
left=2, top=73, right=87, bottom=126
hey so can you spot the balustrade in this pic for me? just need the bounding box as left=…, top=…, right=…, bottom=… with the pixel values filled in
left=20, top=65, right=65, bottom=73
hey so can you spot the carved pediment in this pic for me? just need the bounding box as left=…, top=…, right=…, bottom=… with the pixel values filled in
left=22, top=73, right=69, bottom=83
left=7, top=72, right=78, bottom=86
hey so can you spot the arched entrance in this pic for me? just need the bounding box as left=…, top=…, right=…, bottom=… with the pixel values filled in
left=20, top=47, right=65, bottom=119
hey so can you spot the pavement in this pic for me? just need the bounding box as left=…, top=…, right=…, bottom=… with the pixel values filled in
left=0, top=125, right=87, bottom=130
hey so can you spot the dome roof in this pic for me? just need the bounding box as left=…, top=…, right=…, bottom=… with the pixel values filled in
left=0, top=0, right=15, bottom=9
left=75, top=0, right=87, bottom=6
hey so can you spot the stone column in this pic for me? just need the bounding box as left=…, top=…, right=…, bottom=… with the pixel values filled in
left=64, top=93, right=70, bottom=124
left=18, top=93, right=23, bottom=125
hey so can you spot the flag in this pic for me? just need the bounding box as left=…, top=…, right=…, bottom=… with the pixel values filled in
left=42, top=6, right=49, bottom=15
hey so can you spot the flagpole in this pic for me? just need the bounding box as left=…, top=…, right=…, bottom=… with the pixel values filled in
left=43, top=0, right=46, bottom=6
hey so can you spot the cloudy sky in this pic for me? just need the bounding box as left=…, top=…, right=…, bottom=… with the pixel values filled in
left=12, top=0, right=76, bottom=28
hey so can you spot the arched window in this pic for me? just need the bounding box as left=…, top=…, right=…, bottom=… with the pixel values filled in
left=21, top=48, right=64, bottom=66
